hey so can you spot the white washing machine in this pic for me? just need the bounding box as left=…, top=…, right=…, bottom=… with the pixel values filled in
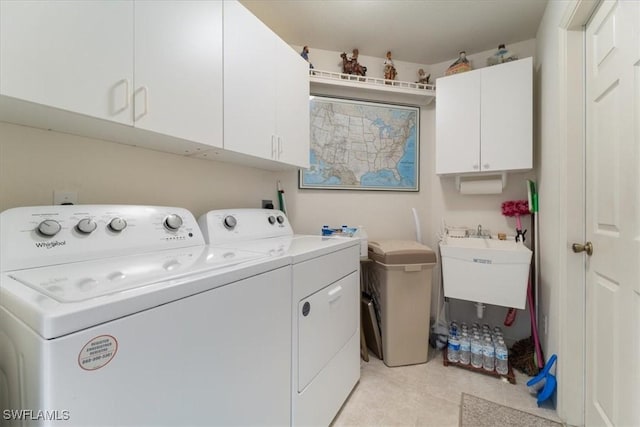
left=198, top=209, right=361, bottom=427
left=0, top=205, right=293, bottom=426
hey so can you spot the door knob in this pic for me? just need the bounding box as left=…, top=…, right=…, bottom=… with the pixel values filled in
left=572, top=241, right=593, bottom=256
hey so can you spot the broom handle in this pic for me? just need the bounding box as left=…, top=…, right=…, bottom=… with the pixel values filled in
left=528, top=277, right=544, bottom=368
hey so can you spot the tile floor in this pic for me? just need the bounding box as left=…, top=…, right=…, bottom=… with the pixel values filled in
left=331, top=348, right=562, bottom=426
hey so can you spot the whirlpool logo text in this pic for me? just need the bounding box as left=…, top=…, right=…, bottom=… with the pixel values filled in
left=34, top=240, right=67, bottom=249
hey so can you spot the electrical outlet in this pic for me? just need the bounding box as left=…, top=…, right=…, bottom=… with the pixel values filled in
left=262, top=199, right=274, bottom=209
left=53, top=190, right=78, bottom=205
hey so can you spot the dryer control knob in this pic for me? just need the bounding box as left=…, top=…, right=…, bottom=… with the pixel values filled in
left=223, top=215, right=237, bottom=230
left=37, top=219, right=62, bottom=237
left=108, top=217, right=127, bottom=232
left=268, top=216, right=276, bottom=225
left=76, top=218, right=98, bottom=234
left=164, top=214, right=183, bottom=231
left=276, top=215, right=285, bottom=224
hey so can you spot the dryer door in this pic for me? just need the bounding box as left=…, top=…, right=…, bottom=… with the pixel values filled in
left=297, top=271, right=358, bottom=391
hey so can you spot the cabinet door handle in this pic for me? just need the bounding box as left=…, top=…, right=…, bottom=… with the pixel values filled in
left=277, top=136, right=283, bottom=157
left=483, top=163, right=490, bottom=169
left=134, top=86, right=149, bottom=121
left=472, top=164, right=479, bottom=170
left=119, top=78, right=130, bottom=113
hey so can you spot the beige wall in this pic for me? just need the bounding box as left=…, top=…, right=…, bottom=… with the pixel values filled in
left=0, top=38, right=539, bottom=343
left=280, top=40, right=537, bottom=342
left=0, top=122, right=279, bottom=217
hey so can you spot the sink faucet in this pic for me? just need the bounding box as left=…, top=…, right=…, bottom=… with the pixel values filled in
left=476, top=224, right=482, bottom=237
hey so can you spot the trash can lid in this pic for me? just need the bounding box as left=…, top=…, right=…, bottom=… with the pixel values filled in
left=368, top=240, right=436, bottom=264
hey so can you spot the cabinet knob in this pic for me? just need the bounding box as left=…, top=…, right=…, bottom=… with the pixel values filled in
left=472, top=164, right=479, bottom=170
left=483, top=163, right=490, bottom=169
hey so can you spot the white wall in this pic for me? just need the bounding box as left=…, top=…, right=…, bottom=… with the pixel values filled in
left=279, top=40, right=537, bottom=343
left=0, top=122, right=279, bottom=216
left=535, top=0, right=590, bottom=424
left=0, top=37, right=541, bottom=344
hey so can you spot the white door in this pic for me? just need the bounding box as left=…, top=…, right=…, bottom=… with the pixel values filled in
left=223, top=0, right=276, bottom=160
left=0, top=1, right=133, bottom=124
left=480, top=57, right=532, bottom=173
left=435, top=70, right=481, bottom=174
left=274, top=37, right=310, bottom=168
left=134, top=1, right=223, bottom=148
left=584, top=1, right=640, bottom=425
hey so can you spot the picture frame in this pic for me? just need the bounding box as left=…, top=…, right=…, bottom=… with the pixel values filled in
left=299, top=96, right=420, bottom=191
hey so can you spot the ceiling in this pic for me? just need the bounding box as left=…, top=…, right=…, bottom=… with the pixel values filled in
left=239, top=0, right=548, bottom=65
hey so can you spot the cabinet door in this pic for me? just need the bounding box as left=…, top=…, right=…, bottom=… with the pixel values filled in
left=480, top=57, right=532, bottom=171
left=223, top=0, right=276, bottom=160
left=274, top=38, right=310, bottom=168
left=435, top=71, right=481, bottom=174
left=0, top=1, right=133, bottom=125
left=134, top=1, right=223, bottom=148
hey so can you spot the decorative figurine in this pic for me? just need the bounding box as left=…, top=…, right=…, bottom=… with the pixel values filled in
left=416, top=68, right=431, bottom=85
left=445, top=51, right=472, bottom=76
left=300, top=45, right=314, bottom=70
left=340, top=48, right=367, bottom=76
left=487, top=44, right=518, bottom=66
left=383, top=51, right=397, bottom=82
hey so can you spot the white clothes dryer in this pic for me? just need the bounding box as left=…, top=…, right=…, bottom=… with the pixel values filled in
left=0, top=205, right=292, bottom=426
left=198, top=209, right=361, bottom=427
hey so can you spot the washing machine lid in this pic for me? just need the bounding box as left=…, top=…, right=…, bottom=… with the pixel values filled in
left=1, top=246, right=287, bottom=339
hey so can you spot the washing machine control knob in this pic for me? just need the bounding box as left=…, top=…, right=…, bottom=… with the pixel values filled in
left=223, top=215, right=237, bottom=230
left=108, top=217, right=127, bottom=232
left=76, top=218, right=98, bottom=234
left=164, top=214, right=183, bottom=231
left=276, top=215, right=285, bottom=224
left=37, top=219, right=62, bottom=237
left=268, top=216, right=276, bottom=225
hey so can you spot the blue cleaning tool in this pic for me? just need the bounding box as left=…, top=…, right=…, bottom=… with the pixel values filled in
left=526, top=354, right=557, bottom=407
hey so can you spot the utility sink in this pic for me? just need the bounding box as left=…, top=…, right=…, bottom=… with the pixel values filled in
left=439, top=237, right=532, bottom=309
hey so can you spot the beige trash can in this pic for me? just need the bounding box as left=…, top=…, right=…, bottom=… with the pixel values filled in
left=368, top=240, right=436, bottom=367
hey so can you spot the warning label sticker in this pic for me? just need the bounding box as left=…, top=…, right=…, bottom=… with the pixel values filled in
left=78, top=335, right=118, bottom=371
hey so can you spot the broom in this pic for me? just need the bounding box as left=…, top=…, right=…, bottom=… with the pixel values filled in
left=501, top=199, right=544, bottom=370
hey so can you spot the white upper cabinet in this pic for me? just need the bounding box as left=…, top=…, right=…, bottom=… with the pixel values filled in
left=0, top=1, right=134, bottom=125
left=223, top=0, right=276, bottom=160
left=274, top=36, right=310, bottom=168
left=435, top=71, right=481, bottom=174
left=436, top=57, right=532, bottom=175
left=480, top=58, right=533, bottom=172
left=223, top=1, right=310, bottom=167
left=134, top=1, right=223, bottom=148
left=0, top=0, right=310, bottom=169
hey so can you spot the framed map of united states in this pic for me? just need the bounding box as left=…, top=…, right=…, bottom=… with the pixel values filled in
left=300, top=96, right=419, bottom=191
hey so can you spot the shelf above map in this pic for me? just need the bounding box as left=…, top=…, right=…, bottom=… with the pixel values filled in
left=309, top=70, right=436, bottom=106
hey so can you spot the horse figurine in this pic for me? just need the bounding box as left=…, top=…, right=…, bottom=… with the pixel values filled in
left=340, top=52, right=367, bottom=76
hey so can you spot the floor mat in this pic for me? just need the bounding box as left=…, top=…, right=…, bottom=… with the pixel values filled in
left=459, top=393, right=562, bottom=427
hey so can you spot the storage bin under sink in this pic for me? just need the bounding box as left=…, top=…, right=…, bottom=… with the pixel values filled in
left=439, top=238, right=532, bottom=309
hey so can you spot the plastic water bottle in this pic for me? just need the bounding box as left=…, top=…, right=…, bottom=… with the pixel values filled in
left=482, top=336, right=495, bottom=371
left=471, top=333, right=483, bottom=368
left=447, top=329, right=460, bottom=363
left=459, top=332, right=471, bottom=365
left=495, top=338, right=509, bottom=375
